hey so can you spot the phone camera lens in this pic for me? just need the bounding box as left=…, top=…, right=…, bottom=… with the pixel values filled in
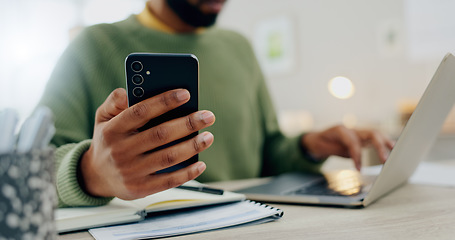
left=131, top=61, right=143, bottom=72
left=132, top=74, right=144, bottom=85
left=132, top=87, right=144, bottom=98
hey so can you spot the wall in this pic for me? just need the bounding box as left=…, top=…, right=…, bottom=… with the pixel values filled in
left=216, top=0, right=454, bottom=135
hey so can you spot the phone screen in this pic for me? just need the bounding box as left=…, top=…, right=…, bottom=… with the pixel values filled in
left=125, top=53, right=199, bottom=173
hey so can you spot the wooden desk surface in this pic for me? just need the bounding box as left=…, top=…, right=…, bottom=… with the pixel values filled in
left=58, top=159, right=455, bottom=240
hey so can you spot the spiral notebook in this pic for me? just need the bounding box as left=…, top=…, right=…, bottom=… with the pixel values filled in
left=56, top=182, right=247, bottom=233
left=89, top=200, right=283, bottom=240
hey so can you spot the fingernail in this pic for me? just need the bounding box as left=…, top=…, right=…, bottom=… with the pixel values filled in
left=176, top=90, right=190, bottom=101
left=200, top=111, right=215, bottom=124
left=200, top=132, right=214, bottom=144
left=196, top=162, right=206, bottom=173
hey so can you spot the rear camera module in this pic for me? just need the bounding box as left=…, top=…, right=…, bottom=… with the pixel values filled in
left=132, top=74, right=144, bottom=85
left=131, top=61, right=143, bottom=72
left=132, top=87, right=144, bottom=98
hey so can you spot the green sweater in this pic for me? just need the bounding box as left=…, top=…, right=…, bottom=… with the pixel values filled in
left=39, top=15, right=323, bottom=207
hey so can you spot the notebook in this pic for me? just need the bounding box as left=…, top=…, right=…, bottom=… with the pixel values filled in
left=236, top=53, right=455, bottom=207
left=88, top=200, right=283, bottom=240
left=56, top=181, right=246, bottom=233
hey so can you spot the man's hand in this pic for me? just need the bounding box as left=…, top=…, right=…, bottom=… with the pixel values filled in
left=301, top=125, right=394, bottom=170
left=80, top=88, right=215, bottom=200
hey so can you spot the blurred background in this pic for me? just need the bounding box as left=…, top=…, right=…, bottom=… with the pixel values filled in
left=1, top=0, right=454, bottom=159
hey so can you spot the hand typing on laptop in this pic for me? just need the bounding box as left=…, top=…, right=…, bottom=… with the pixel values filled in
left=238, top=53, right=455, bottom=207
left=301, top=125, right=394, bottom=170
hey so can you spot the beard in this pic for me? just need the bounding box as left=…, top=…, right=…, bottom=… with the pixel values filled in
left=166, top=0, right=219, bottom=27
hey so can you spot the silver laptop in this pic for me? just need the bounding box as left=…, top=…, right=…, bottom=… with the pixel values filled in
left=237, top=53, right=455, bottom=207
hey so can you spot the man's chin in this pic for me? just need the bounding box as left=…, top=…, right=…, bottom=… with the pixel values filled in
left=166, top=0, right=221, bottom=28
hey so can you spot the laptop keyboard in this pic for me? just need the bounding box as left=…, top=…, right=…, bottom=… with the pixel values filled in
left=292, top=178, right=361, bottom=196
left=290, top=170, right=374, bottom=197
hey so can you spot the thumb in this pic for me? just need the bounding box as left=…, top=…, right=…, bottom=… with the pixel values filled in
left=96, top=88, right=128, bottom=123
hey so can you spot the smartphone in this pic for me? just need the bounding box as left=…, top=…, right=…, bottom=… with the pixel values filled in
left=125, top=53, right=199, bottom=173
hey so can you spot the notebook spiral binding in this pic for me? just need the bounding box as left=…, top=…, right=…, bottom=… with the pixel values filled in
left=245, top=200, right=284, bottom=218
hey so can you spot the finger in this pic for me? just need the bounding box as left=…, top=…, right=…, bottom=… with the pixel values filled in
left=128, top=110, right=215, bottom=154
left=96, top=88, right=128, bottom=123
left=357, top=130, right=395, bottom=163
left=368, top=132, right=390, bottom=163
left=141, top=161, right=207, bottom=198
left=335, top=126, right=362, bottom=170
left=136, top=131, right=214, bottom=174
left=386, top=138, right=395, bottom=150
left=112, top=89, right=191, bottom=132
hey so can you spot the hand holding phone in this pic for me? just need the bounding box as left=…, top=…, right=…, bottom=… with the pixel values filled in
left=125, top=53, right=200, bottom=172
left=78, top=53, right=215, bottom=200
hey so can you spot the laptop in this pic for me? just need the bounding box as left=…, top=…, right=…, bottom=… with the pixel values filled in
left=236, top=53, right=455, bottom=207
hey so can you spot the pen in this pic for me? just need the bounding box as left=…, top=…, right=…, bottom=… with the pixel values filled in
left=177, top=185, right=224, bottom=195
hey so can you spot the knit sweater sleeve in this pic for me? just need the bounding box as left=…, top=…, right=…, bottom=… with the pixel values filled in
left=54, top=140, right=113, bottom=207
left=254, top=62, right=325, bottom=176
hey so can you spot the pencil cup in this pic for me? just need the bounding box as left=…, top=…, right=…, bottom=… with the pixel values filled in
left=0, top=148, right=57, bottom=240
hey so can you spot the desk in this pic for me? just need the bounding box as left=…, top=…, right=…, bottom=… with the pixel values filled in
left=58, top=159, right=455, bottom=240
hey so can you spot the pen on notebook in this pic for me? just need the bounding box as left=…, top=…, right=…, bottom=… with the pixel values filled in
left=177, top=185, right=225, bottom=195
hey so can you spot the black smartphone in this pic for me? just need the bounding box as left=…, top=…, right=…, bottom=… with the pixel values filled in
left=125, top=53, right=199, bottom=173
